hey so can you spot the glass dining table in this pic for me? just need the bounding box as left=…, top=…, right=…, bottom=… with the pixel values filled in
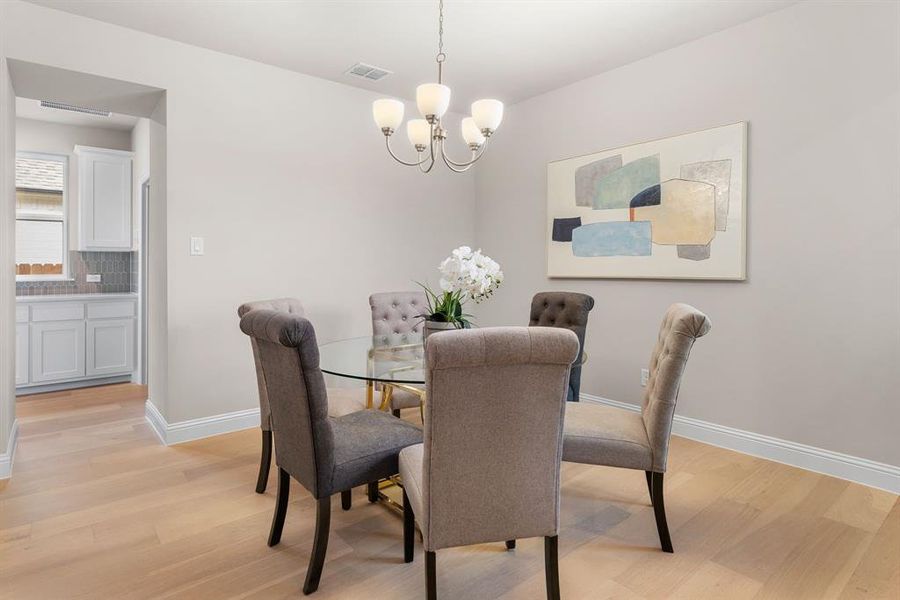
left=319, top=332, right=427, bottom=412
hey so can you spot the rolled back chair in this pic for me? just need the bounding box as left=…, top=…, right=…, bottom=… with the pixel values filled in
left=399, top=326, right=579, bottom=599
left=237, top=297, right=305, bottom=493
left=562, top=303, right=711, bottom=552
left=369, top=292, right=427, bottom=416
left=529, top=292, right=595, bottom=402
left=239, top=309, right=422, bottom=595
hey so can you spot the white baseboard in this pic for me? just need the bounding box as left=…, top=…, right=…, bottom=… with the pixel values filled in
left=0, top=420, right=19, bottom=480
left=144, top=400, right=260, bottom=446
left=580, top=394, right=900, bottom=494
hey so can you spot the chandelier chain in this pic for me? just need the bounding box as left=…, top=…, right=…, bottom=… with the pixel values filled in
left=437, top=0, right=445, bottom=62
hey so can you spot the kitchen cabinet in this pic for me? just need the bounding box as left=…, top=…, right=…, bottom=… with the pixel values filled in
left=31, top=320, right=86, bottom=383
left=74, top=146, right=134, bottom=251
left=16, top=294, right=137, bottom=391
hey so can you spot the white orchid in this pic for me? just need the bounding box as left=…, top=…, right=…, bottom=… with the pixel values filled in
left=419, top=246, right=504, bottom=328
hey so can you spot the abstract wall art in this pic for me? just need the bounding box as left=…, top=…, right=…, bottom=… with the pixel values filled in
left=547, top=122, right=746, bottom=279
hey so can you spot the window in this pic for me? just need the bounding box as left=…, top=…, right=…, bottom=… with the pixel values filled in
left=15, top=152, right=68, bottom=280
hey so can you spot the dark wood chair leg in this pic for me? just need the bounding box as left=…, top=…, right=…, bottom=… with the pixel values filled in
left=426, top=550, right=437, bottom=600
left=645, top=470, right=654, bottom=505
left=267, top=467, right=290, bottom=547
left=255, top=429, right=272, bottom=493
left=650, top=472, right=673, bottom=553
left=505, top=540, right=516, bottom=550
left=302, top=496, right=332, bottom=595
left=403, top=489, right=415, bottom=563
left=367, top=481, right=379, bottom=503
left=544, top=535, right=560, bottom=600
left=341, top=490, right=352, bottom=511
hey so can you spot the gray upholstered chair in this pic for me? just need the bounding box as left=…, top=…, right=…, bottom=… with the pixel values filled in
left=239, top=298, right=366, bottom=495
left=237, top=297, right=305, bottom=494
left=529, top=291, right=595, bottom=402
left=369, top=292, right=427, bottom=417
left=562, top=303, right=711, bottom=553
left=239, top=309, right=422, bottom=595
left=399, top=326, right=579, bottom=600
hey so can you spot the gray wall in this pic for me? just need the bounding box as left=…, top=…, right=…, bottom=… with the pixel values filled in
left=474, top=1, right=900, bottom=465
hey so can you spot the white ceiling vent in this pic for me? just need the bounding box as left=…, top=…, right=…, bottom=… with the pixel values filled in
left=40, top=100, right=111, bottom=117
left=345, top=62, right=392, bottom=82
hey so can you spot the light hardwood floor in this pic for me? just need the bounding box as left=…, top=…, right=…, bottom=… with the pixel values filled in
left=0, top=384, right=897, bottom=599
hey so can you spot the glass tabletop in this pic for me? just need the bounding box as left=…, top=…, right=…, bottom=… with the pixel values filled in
left=319, top=333, right=426, bottom=384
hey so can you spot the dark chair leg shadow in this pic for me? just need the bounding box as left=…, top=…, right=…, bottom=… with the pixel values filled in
left=505, top=540, right=516, bottom=550
left=644, top=470, right=653, bottom=505
left=256, top=430, right=273, bottom=494
left=544, top=535, right=560, bottom=600
left=426, top=550, right=437, bottom=600
left=367, top=481, right=379, bottom=503
left=303, top=497, right=331, bottom=595
left=392, top=408, right=401, bottom=418
left=650, top=472, right=673, bottom=553
left=403, top=490, right=415, bottom=563
left=341, top=490, right=352, bottom=511
left=268, top=467, right=290, bottom=546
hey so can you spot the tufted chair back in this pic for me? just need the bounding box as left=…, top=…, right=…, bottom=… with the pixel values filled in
left=238, top=298, right=305, bottom=430
left=239, top=309, right=335, bottom=498
left=529, top=292, right=595, bottom=402
left=369, top=291, right=427, bottom=343
left=641, top=303, right=711, bottom=471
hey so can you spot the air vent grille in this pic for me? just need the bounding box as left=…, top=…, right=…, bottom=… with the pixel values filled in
left=40, top=101, right=111, bottom=117
left=345, top=62, right=392, bottom=81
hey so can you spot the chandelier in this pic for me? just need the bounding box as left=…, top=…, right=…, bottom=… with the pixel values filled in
left=372, top=0, right=504, bottom=173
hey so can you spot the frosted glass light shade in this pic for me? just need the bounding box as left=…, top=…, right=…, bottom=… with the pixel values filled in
left=407, top=119, right=431, bottom=147
left=372, top=99, right=404, bottom=130
left=471, top=99, right=504, bottom=132
left=416, top=83, right=451, bottom=119
left=461, top=117, right=486, bottom=146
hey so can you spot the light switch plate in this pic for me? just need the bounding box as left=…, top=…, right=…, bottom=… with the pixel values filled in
left=190, top=236, right=204, bottom=256
left=86, top=274, right=101, bottom=283
left=641, top=368, right=649, bottom=387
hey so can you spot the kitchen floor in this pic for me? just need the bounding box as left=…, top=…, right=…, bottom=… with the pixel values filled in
left=0, top=385, right=897, bottom=599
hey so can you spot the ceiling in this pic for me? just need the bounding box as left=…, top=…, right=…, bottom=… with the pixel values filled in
left=16, top=97, right=139, bottom=131
left=28, top=1, right=794, bottom=112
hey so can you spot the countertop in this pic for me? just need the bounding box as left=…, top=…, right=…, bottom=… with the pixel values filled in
left=16, top=293, right=138, bottom=302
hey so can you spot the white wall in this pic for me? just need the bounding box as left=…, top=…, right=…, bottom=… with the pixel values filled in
left=474, top=1, right=900, bottom=466
left=0, top=1, right=476, bottom=428
left=0, top=9, right=17, bottom=459
left=15, top=118, right=132, bottom=251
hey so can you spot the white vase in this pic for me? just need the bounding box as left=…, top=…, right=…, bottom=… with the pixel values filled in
left=423, top=320, right=459, bottom=348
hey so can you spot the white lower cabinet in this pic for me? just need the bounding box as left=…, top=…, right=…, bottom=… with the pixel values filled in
left=16, top=295, right=137, bottom=390
left=87, top=318, right=135, bottom=376
left=15, top=324, right=29, bottom=386
left=31, top=320, right=86, bottom=383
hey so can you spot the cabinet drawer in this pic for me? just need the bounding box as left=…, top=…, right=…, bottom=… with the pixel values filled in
left=31, top=302, right=85, bottom=322
left=16, top=305, right=28, bottom=323
left=87, top=301, right=136, bottom=320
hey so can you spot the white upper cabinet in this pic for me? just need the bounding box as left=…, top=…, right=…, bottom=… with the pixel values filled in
left=75, top=146, right=134, bottom=251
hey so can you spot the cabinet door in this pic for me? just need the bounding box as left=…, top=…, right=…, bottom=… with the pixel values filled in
left=80, top=151, right=132, bottom=250
left=15, top=323, right=28, bottom=386
left=87, top=318, right=135, bottom=377
left=31, top=321, right=86, bottom=383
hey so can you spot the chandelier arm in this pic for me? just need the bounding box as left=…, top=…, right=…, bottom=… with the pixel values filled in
left=439, top=136, right=489, bottom=167
left=385, top=136, right=430, bottom=167
left=439, top=149, right=474, bottom=173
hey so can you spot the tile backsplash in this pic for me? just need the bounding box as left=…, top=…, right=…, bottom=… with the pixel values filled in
left=16, top=251, right=136, bottom=296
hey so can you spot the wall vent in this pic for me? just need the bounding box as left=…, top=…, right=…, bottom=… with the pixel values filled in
left=345, top=62, right=392, bottom=81
left=40, top=100, right=111, bottom=117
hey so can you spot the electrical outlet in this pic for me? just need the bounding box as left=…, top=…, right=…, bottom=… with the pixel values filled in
left=86, top=274, right=101, bottom=283
left=190, top=236, right=204, bottom=256
left=641, top=368, right=649, bottom=387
